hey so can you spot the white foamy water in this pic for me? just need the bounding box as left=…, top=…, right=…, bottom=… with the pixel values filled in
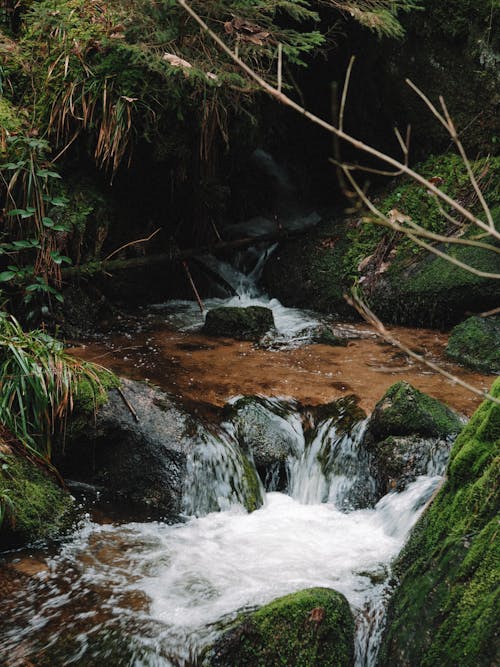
left=0, top=476, right=442, bottom=667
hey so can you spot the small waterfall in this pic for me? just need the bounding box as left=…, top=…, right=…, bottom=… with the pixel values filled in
left=288, top=418, right=376, bottom=510
left=182, top=423, right=264, bottom=517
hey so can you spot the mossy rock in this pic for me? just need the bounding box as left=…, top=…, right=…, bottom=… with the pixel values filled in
left=202, top=587, right=355, bottom=667
left=366, top=381, right=462, bottom=441
left=203, top=306, right=275, bottom=341
left=446, top=315, right=500, bottom=374
left=0, top=448, right=74, bottom=549
left=378, top=378, right=500, bottom=667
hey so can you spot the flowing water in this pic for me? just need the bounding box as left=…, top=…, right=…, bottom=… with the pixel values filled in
left=0, top=408, right=444, bottom=666
left=0, top=239, right=485, bottom=667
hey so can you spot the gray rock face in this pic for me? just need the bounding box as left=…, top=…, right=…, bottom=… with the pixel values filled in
left=58, top=379, right=194, bottom=519
left=228, top=396, right=301, bottom=490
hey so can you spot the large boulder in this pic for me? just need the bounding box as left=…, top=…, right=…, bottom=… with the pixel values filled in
left=366, top=382, right=462, bottom=441
left=446, top=315, right=500, bottom=374
left=378, top=378, right=500, bottom=667
left=202, top=587, right=355, bottom=667
left=203, top=306, right=275, bottom=341
left=59, top=378, right=263, bottom=519
left=58, top=379, right=193, bottom=519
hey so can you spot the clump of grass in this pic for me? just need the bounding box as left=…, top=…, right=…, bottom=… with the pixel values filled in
left=0, top=313, right=114, bottom=462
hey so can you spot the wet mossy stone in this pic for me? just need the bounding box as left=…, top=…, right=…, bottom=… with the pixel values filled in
left=203, top=587, right=354, bottom=667
left=367, top=381, right=462, bottom=441
left=0, top=448, right=74, bottom=549
left=203, top=306, right=275, bottom=341
left=378, top=378, right=500, bottom=667
left=446, top=315, right=500, bottom=374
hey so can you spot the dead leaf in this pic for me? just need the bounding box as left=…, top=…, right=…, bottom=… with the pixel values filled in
left=163, top=53, right=192, bottom=69
left=358, top=254, right=373, bottom=272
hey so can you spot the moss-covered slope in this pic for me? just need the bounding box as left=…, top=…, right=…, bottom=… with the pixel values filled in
left=0, top=444, right=73, bottom=548
left=378, top=378, right=500, bottom=667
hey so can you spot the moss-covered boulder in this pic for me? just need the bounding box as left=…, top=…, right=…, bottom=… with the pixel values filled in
left=366, top=381, right=462, bottom=441
left=0, top=444, right=73, bottom=549
left=446, top=315, right=500, bottom=374
left=378, top=378, right=500, bottom=666
left=203, top=306, right=275, bottom=341
left=203, top=587, right=355, bottom=667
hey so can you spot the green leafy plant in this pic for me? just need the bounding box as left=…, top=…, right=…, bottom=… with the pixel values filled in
left=0, top=313, right=113, bottom=462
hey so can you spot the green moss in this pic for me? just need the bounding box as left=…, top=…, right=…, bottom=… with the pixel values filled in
left=73, top=368, right=119, bottom=414
left=446, top=315, right=500, bottom=374
left=0, top=449, right=73, bottom=547
left=368, top=381, right=462, bottom=440
left=203, top=306, right=275, bottom=341
left=204, top=587, right=354, bottom=667
left=240, top=454, right=264, bottom=513
left=379, top=378, right=500, bottom=667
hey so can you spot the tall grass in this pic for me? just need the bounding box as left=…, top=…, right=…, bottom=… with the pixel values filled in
left=0, top=314, right=111, bottom=462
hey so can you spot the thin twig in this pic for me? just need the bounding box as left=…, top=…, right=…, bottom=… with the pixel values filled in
left=117, top=386, right=139, bottom=422
left=104, top=228, right=161, bottom=262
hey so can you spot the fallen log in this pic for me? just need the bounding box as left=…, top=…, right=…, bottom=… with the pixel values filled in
left=61, top=226, right=308, bottom=280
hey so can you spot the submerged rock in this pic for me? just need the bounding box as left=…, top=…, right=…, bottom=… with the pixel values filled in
left=446, top=315, right=500, bottom=374
left=203, top=306, right=275, bottom=341
left=378, top=378, right=500, bottom=667
left=202, top=587, right=354, bottom=667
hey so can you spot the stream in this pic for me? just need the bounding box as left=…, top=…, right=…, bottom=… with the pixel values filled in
left=0, top=240, right=490, bottom=667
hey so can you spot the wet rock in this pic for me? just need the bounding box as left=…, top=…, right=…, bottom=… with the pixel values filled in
left=446, top=315, right=500, bottom=374
left=58, top=379, right=194, bottom=520
left=312, top=326, right=349, bottom=346
left=203, top=306, right=275, bottom=341
left=366, top=381, right=462, bottom=441
left=368, top=435, right=451, bottom=495
left=202, top=587, right=354, bottom=667
left=228, top=397, right=301, bottom=491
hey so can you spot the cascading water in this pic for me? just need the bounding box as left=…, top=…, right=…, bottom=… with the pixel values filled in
left=0, top=400, right=449, bottom=667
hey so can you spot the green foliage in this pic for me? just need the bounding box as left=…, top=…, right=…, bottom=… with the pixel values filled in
left=0, top=134, right=74, bottom=317
left=0, top=314, right=115, bottom=462
left=379, top=378, right=500, bottom=667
